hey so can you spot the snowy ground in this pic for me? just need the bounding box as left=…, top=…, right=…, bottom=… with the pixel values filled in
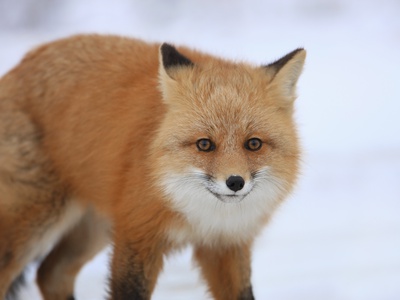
left=1, top=0, right=399, bottom=299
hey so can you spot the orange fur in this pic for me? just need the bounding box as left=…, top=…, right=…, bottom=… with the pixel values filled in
left=0, top=34, right=305, bottom=299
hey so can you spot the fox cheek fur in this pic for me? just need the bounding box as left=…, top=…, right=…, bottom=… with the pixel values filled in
left=0, top=35, right=305, bottom=300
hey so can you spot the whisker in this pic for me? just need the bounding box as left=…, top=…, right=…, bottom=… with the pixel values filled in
left=251, top=168, right=288, bottom=194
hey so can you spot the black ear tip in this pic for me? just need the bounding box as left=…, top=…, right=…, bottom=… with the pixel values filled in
left=160, top=42, right=194, bottom=70
left=294, top=47, right=305, bottom=53
left=265, top=47, right=305, bottom=74
left=160, top=43, right=175, bottom=55
left=291, top=48, right=306, bottom=57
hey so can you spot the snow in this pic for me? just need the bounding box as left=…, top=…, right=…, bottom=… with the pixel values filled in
left=1, top=0, right=399, bottom=299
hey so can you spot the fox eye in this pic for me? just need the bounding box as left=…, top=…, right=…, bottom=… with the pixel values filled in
left=245, top=138, right=262, bottom=151
left=196, top=139, right=215, bottom=152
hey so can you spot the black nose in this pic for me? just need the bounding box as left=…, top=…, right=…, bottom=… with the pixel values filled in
left=226, top=175, right=245, bottom=192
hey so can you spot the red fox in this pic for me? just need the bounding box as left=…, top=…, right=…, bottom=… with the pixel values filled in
left=0, top=34, right=305, bottom=300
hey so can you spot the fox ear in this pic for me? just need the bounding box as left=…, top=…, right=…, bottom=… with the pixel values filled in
left=159, top=43, right=194, bottom=79
left=158, top=43, right=194, bottom=103
left=264, top=48, right=306, bottom=103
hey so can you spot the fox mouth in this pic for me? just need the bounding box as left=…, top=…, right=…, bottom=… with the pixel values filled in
left=207, top=189, right=250, bottom=203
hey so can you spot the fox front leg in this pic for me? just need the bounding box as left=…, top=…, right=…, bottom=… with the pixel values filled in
left=108, top=192, right=175, bottom=299
left=110, top=236, right=163, bottom=300
left=110, top=242, right=165, bottom=300
left=194, top=244, right=255, bottom=300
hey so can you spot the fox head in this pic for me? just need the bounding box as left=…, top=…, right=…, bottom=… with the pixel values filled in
left=152, top=43, right=306, bottom=242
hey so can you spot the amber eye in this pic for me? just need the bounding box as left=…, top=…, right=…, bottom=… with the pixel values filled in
left=245, top=138, right=262, bottom=151
left=196, top=139, right=215, bottom=152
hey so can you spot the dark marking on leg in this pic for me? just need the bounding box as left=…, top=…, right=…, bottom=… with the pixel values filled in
left=238, top=285, right=255, bottom=300
left=111, top=269, right=149, bottom=300
left=110, top=251, right=151, bottom=300
left=67, top=295, right=75, bottom=300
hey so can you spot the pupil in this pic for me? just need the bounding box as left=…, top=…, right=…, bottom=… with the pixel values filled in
left=247, top=138, right=261, bottom=150
left=197, top=139, right=212, bottom=151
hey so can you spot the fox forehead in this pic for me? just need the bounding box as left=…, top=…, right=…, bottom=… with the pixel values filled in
left=165, top=64, right=282, bottom=134
left=178, top=63, right=271, bottom=107
left=166, top=94, right=278, bottom=145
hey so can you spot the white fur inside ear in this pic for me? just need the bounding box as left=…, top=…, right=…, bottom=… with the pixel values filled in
left=158, top=50, right=181, bottom=104
left=273, top=49, right=306, bottom=101
left=158, top=62, right=175, bottom=101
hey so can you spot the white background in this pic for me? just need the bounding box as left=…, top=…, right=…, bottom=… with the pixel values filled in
left=0, top=0, right=399, bottom=299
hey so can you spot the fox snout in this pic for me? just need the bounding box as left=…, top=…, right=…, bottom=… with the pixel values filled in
left=225, top=175, right=245, bottom=192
